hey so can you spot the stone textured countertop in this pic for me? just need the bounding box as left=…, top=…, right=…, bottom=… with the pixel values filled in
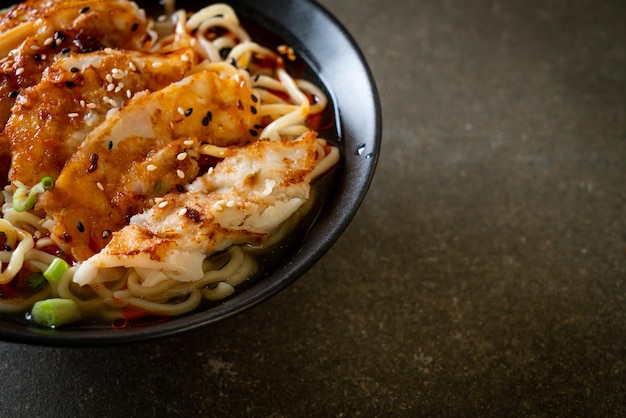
left=1, top=0, right=624, bottom=416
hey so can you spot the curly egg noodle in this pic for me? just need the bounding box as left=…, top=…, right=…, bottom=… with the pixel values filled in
left=0, top=0, right=339, bottom=326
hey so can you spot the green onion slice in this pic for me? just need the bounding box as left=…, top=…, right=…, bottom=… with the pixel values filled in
left=43, top=258, right=70, bottom=283
left=12, top=187, right=37, bottom=212
left=28, top=273, right=47, bottom=290
left=31, top=298, right=82, bottom=328
left=40, top=176, right=55, bottom=190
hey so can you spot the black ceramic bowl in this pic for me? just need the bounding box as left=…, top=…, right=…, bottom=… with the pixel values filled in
left=0, top=0, right=381, bottom=346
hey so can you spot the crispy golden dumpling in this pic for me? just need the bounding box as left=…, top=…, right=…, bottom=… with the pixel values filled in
left=74, top=132, right=318, bottom=287
left=41, top=70, right=260, bottom=261
left=0, top=0, right=150, bottom=129
left=5, top=47, right=196, bottom=187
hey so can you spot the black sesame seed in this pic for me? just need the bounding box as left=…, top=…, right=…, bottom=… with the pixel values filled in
left=70, top=67, right=80, bottom=73
left=219, top=48, right=231, bottom=59
left=229, top=57, right=237, bottom=68
left=253, top=74, right=260, bottom=82
left=107, top=140, right=113, bottom=150
left=54, top=31, right=66, bottom=42
left=49, top=40, right=57, bottom=49
left=251, top=94, right=258, bottom=103
left=80, top=6, right=90, bottom=13
left=254, top=124, right=264, bottom=130
left=131, top=22, right=139, bottom=32
left=63, top=232, right=72, bottom=243
left=8, top=91, right=19, bottom=98
left=77, top=221, right=85, bottom=233
left=184, top=108, right=193, bottom=117
left=87, top=153, right=98, bottom=173
left=202, top=111, right=212, bottom=127
left=175, top=184, right=185, bottom=193
left=250, top=106, right=257, bottom=115
left=3, top=245, right=11, bottom=251
left=236, top=100, right=243, bottom=110
left=249, top=129, right=258, bottom=137
left=34, top=54, right=42, bottom=61
left=102, top=230, right=111, bottom=239
left=61, top=47, right=71, bottom=54
left=65, top=81, right=76, bottom=88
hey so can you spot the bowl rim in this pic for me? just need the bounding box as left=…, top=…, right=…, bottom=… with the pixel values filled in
left=0, top=0, right=382, bottom=347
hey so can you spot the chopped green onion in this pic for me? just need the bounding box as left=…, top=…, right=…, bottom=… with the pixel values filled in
left=40, top=176, right=55, bottom=190
left=31, top=298, right=82, bottom=328
left=12, top=187, right=37, bottom=212
left=28, top=273, right=46, bottom=290
left=43, top=258, right=69, bottom=283
left=11, top=178, right=53, bottom=212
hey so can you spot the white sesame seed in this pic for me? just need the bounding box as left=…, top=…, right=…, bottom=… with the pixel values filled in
left=177, top=107, right=185, bottom=116
left=80, top=100, right=86, bottom=107
left=103, top=96, right=119, bottom=108
left=67, top=112, right=79, bottom=118
left=146, top=164, right=157, bottom=171
left=158, top=200, right=168, bottom=208
left=183, top=139, right=194, bottom=146
left=226, top=200, right=235, bottom=208
left=207, top=167, right=214, bottom=175
left=177, top=152, right=187, bottom=161
left=126, top=89, right=132, bottom=99
left=96, top=181, right=104, bottom=191
left=86, top=102, right=97, bottom=109
left=154, top=197, right=163, bottom=203
left=105, top=74, right=113, bottom=83
left=43, top=37, right=53, bottom=46
left=104, top=48, right=113, bottom=54
left=30, top=45, right=40, bottom=51
left=15, top=67, right=24, bottom=76
left=176, top=169, right=185, bottom=179
left=107, top=83, right=115, bottom=91
left=178, top=208, right=187, bottom=216
left=181, top=54, right=189, bottom=62
left=40, top=54, right=47, bottom=60
left=152, top=61, right=162, bottom=68
left=128, top=61, right=137, bottom=72
left=114, top=85, right=122, bottom=93
left=169, top=121, right=175, bottom=129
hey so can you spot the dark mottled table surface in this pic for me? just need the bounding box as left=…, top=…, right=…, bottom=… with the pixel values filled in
left=1, top=0, right=624, bottom=416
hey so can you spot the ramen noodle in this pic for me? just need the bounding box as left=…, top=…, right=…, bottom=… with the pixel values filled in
left=0, top=0, right=339, bottom=327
